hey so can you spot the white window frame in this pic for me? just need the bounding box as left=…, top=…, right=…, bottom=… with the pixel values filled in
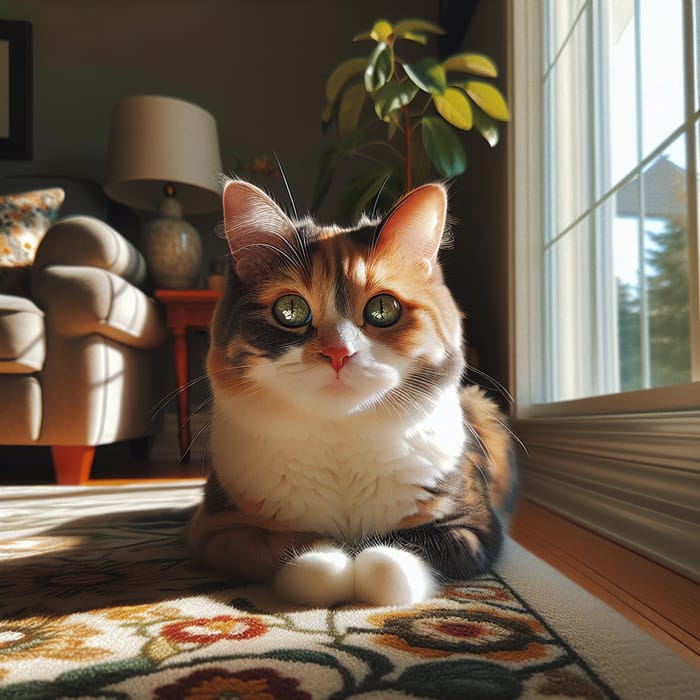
left=508, top=0, right=699, bottom=582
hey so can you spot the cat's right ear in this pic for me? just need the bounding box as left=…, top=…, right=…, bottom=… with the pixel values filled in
left=222, top=180, right=298, bottom=283
left=373, top=184, right=447, bottom=277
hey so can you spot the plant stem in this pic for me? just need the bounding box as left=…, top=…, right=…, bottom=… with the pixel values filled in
left=403, top=104, right=412, bottom=191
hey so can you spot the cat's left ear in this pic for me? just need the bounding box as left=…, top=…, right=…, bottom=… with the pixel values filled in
left=374, top=184, right=447, bottom=277
left=221, top=180, right=298, bottom=283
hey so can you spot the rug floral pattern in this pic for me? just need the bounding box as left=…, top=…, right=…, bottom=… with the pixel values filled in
left=0, top=484, right=616, bottom=699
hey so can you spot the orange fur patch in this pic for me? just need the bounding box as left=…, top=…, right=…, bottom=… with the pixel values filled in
left=461, top=386, right=513, bottom=510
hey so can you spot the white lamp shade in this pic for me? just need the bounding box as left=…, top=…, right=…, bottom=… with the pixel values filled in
left=104, top=95, right=223, bottom=214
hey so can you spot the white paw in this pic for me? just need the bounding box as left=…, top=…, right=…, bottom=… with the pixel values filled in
left=354, top=546, right=436, bottom=606
left=272, top=546, right=354, bottom=607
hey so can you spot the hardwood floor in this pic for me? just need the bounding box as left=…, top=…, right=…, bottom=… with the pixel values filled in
left=510, top=499, right=699, bottom=667
left=0, top=446, right=210, bottom=485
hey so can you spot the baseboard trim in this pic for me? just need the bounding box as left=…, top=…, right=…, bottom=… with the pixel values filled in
left=513, top=411, right=700, bottom=583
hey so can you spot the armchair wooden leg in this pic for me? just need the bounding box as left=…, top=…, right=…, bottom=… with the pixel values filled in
left=51, top=446, right=96, bottom=485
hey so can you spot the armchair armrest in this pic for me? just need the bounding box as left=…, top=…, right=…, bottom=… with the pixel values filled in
left=33, top=216, right=146, bottom=286
left=33, top=266, right=168, bottom=350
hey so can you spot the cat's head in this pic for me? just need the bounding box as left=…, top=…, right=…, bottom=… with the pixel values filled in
left=208, top=180, right=464, bottom=419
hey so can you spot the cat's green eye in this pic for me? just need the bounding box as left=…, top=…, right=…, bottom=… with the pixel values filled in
left=272, top=294, right=312, bottom=328
left=364, top=294, right=401, bottom=328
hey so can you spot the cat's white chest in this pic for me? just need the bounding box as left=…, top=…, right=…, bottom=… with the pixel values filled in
left=210, top=390, right=465, bottom=538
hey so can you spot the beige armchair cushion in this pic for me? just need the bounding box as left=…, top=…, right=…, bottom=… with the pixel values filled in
left=0, top=376, right=42, bottom=441
left=33, top=267, right=168, bottom=349
left=33, top=216, right=147, bottom=286
left=0, top=295, right=45, bottom=373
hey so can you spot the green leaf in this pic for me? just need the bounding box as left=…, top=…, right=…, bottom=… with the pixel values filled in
left=312, top=131, right=366, bottom=211
left=386, top=112, right=401, bottom=143
left=443, top=52, right=498, bottom=78
left=471, top=104, right=500, bottom=147
left=397, top=31, right=428, bottom=45
left=392, top=20, right=444, bottom=44
left=434, top=87, right=473, bottom=130
left=421, top=116, right=467, bottom=178
left=465, top=81, right=510, bottom=121
left=373, top=80, right=418, bottom=120
left=338, top=168, right=395, bottom=225
left=321, top=99, right=335, bottom=128
left=371, top=19, right=394, bottom=42
left=404, top=57, right=447, bottom=96
left=338, top=83, right=366, bottom=137
left=324, top=57, right=368, bottom=105
left=393, top=18, right=446, bottom=37
left=365, top=42, right=394, bottom=93
left=410, top=126, right=431, bottom=185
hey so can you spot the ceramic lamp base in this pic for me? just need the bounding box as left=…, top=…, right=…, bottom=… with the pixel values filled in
left=143, top=195, right=202, bottom=289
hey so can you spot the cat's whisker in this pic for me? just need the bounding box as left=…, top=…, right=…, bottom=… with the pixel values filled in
left=276, top=362, right=311, bottom=376
left=222, top=377, right=264, bottom=402
left=466, top=367, right=514, bottom=406
left=149, top=374, right=212, bottom=416
left=370, top=174, right=392, bottom=219
left=273, top=154, right=299, bottom=221
left=273, top=157, right=313, bottom=274
left=182, top=414, right=215, bottom=467
left=462, top=415, right=488, bottom=454
left=146, top=374, right=213, bottom=431
left=233, top=241, right=303, bottom=271
left=187, top=396, right=215, bottom=421
left=379, top=387, right=430, bottom=422
left=480, top=406, right=529, bottom=457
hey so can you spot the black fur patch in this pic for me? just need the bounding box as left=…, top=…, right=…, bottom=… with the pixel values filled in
left=240, top=312, right=313, bottom=358
left=352, top=509, right=504, bottom=581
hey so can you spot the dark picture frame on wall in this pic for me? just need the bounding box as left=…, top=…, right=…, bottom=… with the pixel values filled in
left=0, top=20, right=32, bottom=160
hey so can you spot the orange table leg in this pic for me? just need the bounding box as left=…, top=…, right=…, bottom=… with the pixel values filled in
left=51, top=445, right=96, bottom=484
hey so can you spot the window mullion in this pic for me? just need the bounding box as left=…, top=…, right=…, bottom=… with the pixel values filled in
left=683, top=0, right=700, bottom=381
left=592, top=0, right=619, bottom=396
left=589, top=0, right=601, bottom=396
left=633, top=0, right=652, bottom=389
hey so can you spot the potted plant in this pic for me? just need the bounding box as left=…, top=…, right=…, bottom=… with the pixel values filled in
left=314, top=17, right=509, bottom=222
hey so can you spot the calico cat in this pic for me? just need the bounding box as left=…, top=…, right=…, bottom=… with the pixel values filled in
left=187, top=179, right=517, bottom=607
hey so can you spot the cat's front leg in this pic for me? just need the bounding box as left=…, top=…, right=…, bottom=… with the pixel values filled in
left=187, top=503, right=315, bottom=582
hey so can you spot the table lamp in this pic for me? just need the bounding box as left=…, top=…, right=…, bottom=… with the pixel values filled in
left=104, top=95, right=223, bottom=289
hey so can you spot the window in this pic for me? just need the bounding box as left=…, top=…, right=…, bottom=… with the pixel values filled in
left=512, top=0, right=699, bottom=414
left=509, top=0, right=699, bottom=581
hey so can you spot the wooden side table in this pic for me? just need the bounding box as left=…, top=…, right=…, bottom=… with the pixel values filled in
left=155, top=289, right=221, bottom=461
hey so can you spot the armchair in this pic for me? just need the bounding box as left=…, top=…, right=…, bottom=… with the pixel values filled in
left=0, top=215, right=169, bottom=483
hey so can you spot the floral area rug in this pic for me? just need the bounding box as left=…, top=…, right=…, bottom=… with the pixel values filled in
left=0, top=483, right=696, bottom=699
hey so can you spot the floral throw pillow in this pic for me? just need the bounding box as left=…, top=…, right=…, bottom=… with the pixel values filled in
left=0, top=187, right=65, bottom=295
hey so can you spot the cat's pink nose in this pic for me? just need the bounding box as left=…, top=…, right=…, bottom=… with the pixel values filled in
left=321, top=346, right=352, bottom=373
